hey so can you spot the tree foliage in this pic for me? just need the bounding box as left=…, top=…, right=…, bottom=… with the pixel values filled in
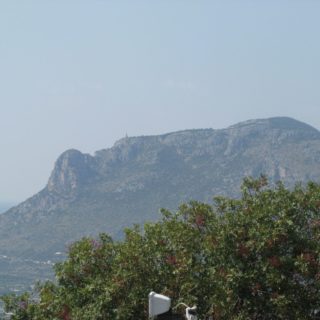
left=2, top=177, right=320, bottom=319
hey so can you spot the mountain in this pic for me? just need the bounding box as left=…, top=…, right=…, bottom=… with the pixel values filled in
left=1, top=116, right=320, bottom=293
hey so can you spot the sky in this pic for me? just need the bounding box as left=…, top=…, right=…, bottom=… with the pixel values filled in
left=1, top=0, right=320, bottom=203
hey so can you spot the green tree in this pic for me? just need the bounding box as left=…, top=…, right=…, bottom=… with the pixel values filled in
left=2, top=177, right=320, bottom=319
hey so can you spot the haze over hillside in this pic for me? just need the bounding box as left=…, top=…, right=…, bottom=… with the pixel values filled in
left=1, top=116, right=320, bottom=293
left=0, top=204, right=14, bottom=215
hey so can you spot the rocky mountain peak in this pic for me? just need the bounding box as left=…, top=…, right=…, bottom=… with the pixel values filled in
left=47, top=149, right=95, bottom=195
left=223, top=117, right=320, bottom=152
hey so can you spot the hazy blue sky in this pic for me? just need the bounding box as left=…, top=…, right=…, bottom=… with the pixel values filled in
left=1, top=0, right=320, bottom=203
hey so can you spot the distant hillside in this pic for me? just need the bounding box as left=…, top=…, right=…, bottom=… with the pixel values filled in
left=0, top=203, right=15, bottom=214
left=1, top=116, right=320, bottom=293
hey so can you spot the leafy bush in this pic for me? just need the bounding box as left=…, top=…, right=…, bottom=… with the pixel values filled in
left=2, top=177, right=320, bottom=319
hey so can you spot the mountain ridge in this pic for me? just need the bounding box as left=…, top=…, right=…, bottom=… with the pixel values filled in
left=1, top=116, right=320, bottom=292
left=3, top=116, right=320, bottom=222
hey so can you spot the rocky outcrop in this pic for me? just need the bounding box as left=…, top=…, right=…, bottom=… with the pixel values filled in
left=47, top=149, right=96, bottom=195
